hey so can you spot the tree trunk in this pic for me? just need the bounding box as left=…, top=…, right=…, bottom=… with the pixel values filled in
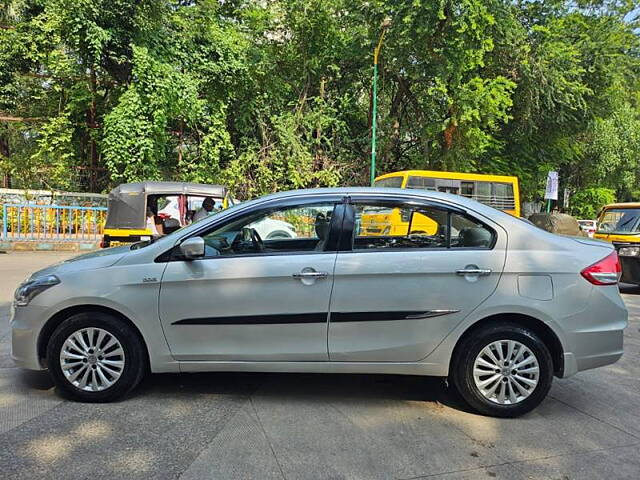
left=0, top=131, right=10, bottom=188
left=87, top=66, right=99, bottom=192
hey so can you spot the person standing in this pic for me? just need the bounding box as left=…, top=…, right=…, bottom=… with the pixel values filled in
left=146, top=207, right=163, bottom=236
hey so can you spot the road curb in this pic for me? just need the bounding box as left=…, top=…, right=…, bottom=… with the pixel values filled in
left=0, top=240, right=100, bottom=251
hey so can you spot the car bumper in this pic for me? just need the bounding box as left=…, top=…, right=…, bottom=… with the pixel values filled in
left=10, top=303, right=47, bottom=371
left=560, top=285, right=627, bottom=378
left=619, top=256, right=640, bottom=284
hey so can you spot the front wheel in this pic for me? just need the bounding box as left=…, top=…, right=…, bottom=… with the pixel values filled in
left=47, top=312, right=146, bottom=402
left=451, top=323, right=554, bottom=417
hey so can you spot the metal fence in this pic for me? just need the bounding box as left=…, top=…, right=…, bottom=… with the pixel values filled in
left=1, top=204, right=107, bottom=242
left=0, top=188, right=107, bottom=207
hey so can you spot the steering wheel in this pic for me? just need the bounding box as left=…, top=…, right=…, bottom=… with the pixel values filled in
left=236, top=227, right=264, bottom=253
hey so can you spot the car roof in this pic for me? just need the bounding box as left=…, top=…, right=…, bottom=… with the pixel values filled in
left=601, top=202, right=640, bottom=210
left=246, top=187, right=514, bottom=219
left=109, top=181, right=227, bottom=197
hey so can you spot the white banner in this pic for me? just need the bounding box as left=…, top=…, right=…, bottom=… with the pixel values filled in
left=544, top=171, right=559, bottom=200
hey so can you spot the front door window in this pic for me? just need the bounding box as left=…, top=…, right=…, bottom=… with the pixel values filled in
left=201, top=203, right=337, bottom=257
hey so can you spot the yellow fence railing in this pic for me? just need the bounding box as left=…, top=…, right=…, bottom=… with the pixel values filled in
left=1, top=204, right=107, bottom=241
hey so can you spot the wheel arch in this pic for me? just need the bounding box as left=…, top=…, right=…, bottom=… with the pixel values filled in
left=451, top=313, right=565, bottom=377
left=37, top=304, right=150, bottom=369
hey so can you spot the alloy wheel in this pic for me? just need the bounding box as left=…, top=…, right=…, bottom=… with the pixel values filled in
left=59, top=327, right=125, bottom=392
left=472, top=339, right=540, bottom=405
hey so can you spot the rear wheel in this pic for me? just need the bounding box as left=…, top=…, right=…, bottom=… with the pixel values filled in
left=451, top=322, right=553, bottom=417
left=47, top=311, right=146, bottom=402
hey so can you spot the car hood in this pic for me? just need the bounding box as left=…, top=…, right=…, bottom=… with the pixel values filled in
left=28, top=246, right=130, bottom=280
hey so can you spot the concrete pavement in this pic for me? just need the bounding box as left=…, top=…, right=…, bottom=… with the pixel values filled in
left=0, top=251, right=638, bottom=479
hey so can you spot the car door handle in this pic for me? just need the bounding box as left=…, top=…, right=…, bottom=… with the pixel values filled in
left=293, top=271, right=329, bottom=279
left=456, top=268, right=492, bottom=276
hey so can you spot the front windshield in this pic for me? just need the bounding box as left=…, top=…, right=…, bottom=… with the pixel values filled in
left=597, top=208, right=640, bottom=234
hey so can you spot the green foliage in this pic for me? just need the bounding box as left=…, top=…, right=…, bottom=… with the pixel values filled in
left=219, top=100, right=344, bottom=198
left=0, top=0, right=638, bottom=212
left=569, top=187, right=616, bottom=219
left=102, top=45, right=205, bottom=183
left=0, top=112, right=76, bottom=189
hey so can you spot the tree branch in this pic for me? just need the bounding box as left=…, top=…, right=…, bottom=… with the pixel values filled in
left=0, top=115, right=43, bottom=122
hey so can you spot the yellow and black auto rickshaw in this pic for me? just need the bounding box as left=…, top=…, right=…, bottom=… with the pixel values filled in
left=101, top=182, right=229, bottom=248
left=594, top=202, right=640, bottom=284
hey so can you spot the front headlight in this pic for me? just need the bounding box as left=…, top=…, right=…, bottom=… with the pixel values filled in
left=14, top=275, right=60, bottom=306
left=618, top=246, right=640, bottom=257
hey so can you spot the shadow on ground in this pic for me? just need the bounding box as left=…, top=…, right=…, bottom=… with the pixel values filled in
left=31, top=369, right=471, bottom=413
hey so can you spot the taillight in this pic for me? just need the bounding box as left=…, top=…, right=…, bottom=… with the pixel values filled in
left=580, top=251, right=621, bottom=285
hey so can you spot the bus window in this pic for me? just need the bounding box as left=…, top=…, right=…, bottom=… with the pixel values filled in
left=461, top=182, right=474, bottom=197
left=406, top=176, right=437, bottom=190
left=374, top=171, right=520, bottom=216
left=438, top=185, right=459, bottom=194
left=493, top=183, right=513, bottom=197
left=492, top=183, right=515, bottom=209
left=475, top=182, right=491, bottom=200
left=374, top=176, right=404, bottom=188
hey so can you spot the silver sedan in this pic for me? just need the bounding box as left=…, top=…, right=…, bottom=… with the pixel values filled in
left=10, top=188, right=627, bottom=417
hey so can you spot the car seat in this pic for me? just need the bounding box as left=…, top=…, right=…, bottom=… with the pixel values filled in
left=314, top=213, right=330, bottom=251
left=458, top=227, right=492, bottom=247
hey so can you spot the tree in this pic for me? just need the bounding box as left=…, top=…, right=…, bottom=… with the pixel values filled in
left=0, top=0, right=638, bottom=207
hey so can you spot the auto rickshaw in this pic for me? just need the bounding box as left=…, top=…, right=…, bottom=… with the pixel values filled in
left=593, top=202, right=640, bottom=284
left=101, top=182, right=230, bottom=247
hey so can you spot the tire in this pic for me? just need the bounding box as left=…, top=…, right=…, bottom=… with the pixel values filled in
left=46, top=311, right=147, bottom=402
left=451, top=322, right=553, bottom=418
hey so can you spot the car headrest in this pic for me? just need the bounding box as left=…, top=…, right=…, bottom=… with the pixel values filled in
left=315, top=213, right=329, bottom=240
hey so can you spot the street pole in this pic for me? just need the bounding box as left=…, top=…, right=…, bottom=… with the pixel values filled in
left=371, top=60, right=379, bottom=186
left=370, top=18, right=391, bottom=186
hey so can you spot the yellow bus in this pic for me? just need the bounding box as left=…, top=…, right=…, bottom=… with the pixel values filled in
left=374, top=170, right=520, bottom=216
left=360, top=170, right=520, bottom=237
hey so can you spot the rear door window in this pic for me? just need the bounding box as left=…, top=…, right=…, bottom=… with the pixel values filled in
left=352, top=201, right=495, bottom=250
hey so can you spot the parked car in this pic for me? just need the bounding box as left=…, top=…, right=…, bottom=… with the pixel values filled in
left=249, top=217, right=297, bottom=239
left=11, top=188, right=627, bottom=417
left=578, top=220, right=597, bottom=237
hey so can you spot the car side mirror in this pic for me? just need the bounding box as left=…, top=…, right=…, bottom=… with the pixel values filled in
left=179, top=237, right=205, bottom=260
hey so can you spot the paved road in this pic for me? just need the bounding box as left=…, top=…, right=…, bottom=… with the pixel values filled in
left=0, top=251, right=638, bottom=479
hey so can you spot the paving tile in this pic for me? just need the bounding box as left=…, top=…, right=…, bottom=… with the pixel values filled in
left=179, top=402, right=283, bottom=480
left=0, top=369, right=61, bottom=434
left=515, top=444, right=640, bottom=480
left=0, top=373, right=257, bottom=480
left=249, top=375, right=505, bottom=480
left=404, top=463, right=528, bottom=480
